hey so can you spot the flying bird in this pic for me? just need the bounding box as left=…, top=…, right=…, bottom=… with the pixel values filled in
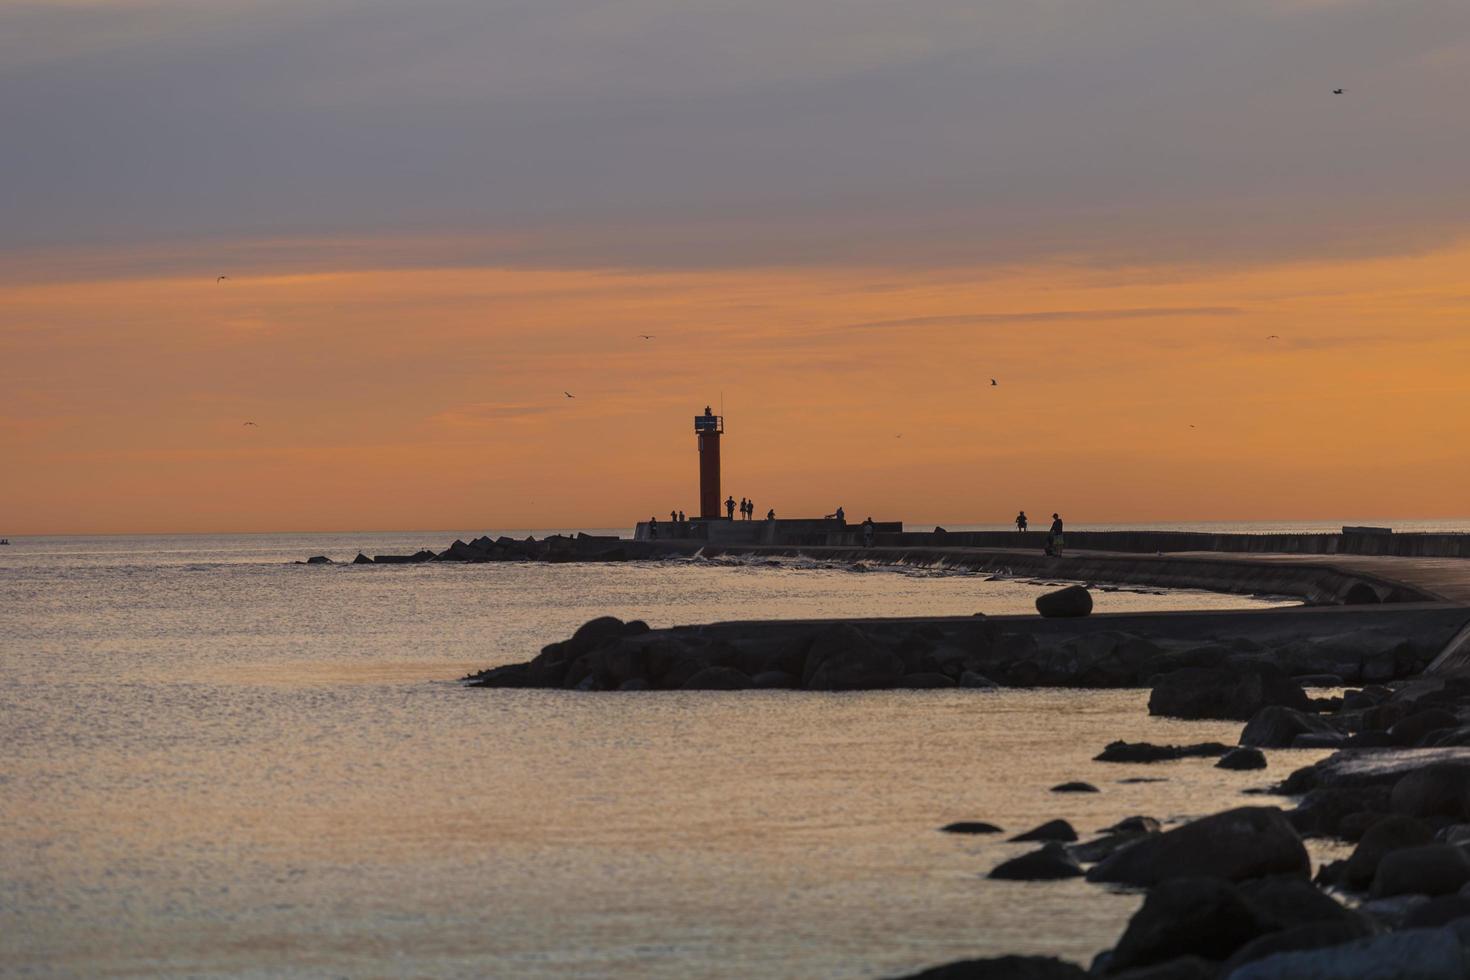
left=1332, top=88, right=1344, bottom=95
left=990, top=378, right=998, bottom=386
left=243, top=421, right=257, bottom=426
left=639, top=334, right=655, bottom=340
left=216, top=275, right=229, bottom=283
left=564, top=391, right=575, bottom=399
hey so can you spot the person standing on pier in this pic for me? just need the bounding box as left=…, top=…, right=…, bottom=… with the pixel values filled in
left=678, top=510, right=685, bottom=523
left=649, top=517, right=659, bottom=540
left=1016, top=511, right=1028, bottom=533
left=726, top=495, right=736, bottom=520
left=746, top=498, right=755, bottom=520
left=1046, top=513, right=1064, bottom=556
left=862, top=517, right=876, bottom=548
left=670, top=510, right=677, bottom=523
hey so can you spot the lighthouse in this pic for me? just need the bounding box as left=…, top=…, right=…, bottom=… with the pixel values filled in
left=694, top=406, right=724, bottom=519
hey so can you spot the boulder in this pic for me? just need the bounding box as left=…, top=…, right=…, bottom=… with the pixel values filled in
left=681, top=666, right=752, bottom=691
left=892, top=955, right=1088, bottom=979
left=1239, top=706, right=1341, bottom=749
left=1108, top=958, right=1214, bottom=980
left=1404, top=895, right=1470, bottom=929
left=1095, top=741, right=1230, bottom=763
left=1103, top=816, right=1162, bottom=835
left=1342, top=815, right=1434, bottom=890
left=1217, top=747, right=1267, bottom=771
left=1051, top=781, right=1099, bottom=793
left=959, top=670, right=999, bottom=689
left=1218, top=921, right=1375, bottom=978
left=1389, top=708, right=1462, bottom=747
left=1236, top=874, right=1369, bottom=932
left=1342, top=582, right=1382, bottom=605
left=1370, top=843, right=1470, bottom=898
left=1390, top=764, right=1470, bottom=820
left=464, top=663, right=529, bottom=688
left=1035, top=585, right=1093, bottom=618
left=1148, top=666, right=1308, bottom=721
left=751, top=670, right=798, bottom=689
left=941, top=821, right=1003, bottom=835
left=1106, top=876, right=1271, bottom=973
left=617, top=677, right=650, bottom=691
left=1288, top=786, right=1393, bottom=838
left=899, top=672, right=957, bottom=689
left=352, top=552, right=373, bottom=564
left=987, top=842, right=1084, bottom=880
left=1088, top=807, right=1309, bottom=886
left=1011, top=819, right=1078, bottom=843
left=802, top=623, right=905, bottom=691
left=1070, top=828, right=1156, bottom=864
left=1225, top=926, right=1469, bottom=980
left=305, top=555, right=333, bottom=564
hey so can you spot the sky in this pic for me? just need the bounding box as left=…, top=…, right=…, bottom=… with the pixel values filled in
left=3, top=0, right=1469, bottom=534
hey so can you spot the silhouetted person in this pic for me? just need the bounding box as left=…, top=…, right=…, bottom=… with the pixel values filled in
left=671, top=510, right=677, bottom=523
left=766, top=508, right=775, bottom=520
left=649, top=517, right=659, bottom=540
left=678, top=510, right=685, bottom=523
left=726, top=495, right=736, bottom=519
left=836, top=506, right=845, bottom=524
left=862, top=516, right=875, bottom=547
left=1046, top=513, right=1064, bottom=556
left=1016, top=511, right=1028, bottom=533
left=746, top=499, right=755, bottom=520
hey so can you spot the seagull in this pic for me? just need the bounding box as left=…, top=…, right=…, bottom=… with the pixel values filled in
left=216, top=275, right=229, bottom=283
left=243, top=421, right=257, bottom=426
left=990, top=378, right=998, bottom=386
left=1267, top=335, right=1280, bottom=340
left=639, top=334, right=655, bottom=340
left=564, top=391, right=575, bottom=399
left=1332, top=88, right=1344, bottom=95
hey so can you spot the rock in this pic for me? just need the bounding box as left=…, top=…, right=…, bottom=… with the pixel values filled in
left=305, top=554, right=333, bottom=564
left=1218, top=921, right=1375, bottom=978
left=1342, top=582, right=1382, bottom=605
left=802, top=623, right=905, bottom=691
left=1225, top=926, right=1469, bottom=980
left=1239, top=706, right=1341, bottom=749
left=1108, top=958, right=1214, bottom=980
left=617, top=677, right=650, bottom=691
left=1342, top=730, right=1396, bottom=748
left=987, top=842, right=1084, bottom=880
left=1106, top=876, right=1272, bottom=973
left=1069, top=829, right=1155, bottom=864
left=1148, top=666, right=1308, bottom=721
left=1087, top=807, right=1309, bottom=886
left=1357, top=894, right=1430, bottom=930
left=1342, top=815, right=1434, bottom=890
left=751, top=670, right=798, bottom=689
left=464, top=663, right=530, bottom=688
left=1370, top=843, right=1470, bottom=898
left=941, top=821, right=1004, bottom=835
left=1290, top=732, right=1346, bottom=749
left=1237, top=874, right=1369, bottom=931
left=1404, top=895, right=1470, bottom=929
left=899, top=672, right=957, bottom=688
left=1051, top=781, right=1099, bottom=793
left=1391, top=764, right=1470, bottom=820
left=1289, top=786, right=1393, bottom=838
left=1293, top=674, right=1346, bottom=688
left=1095, top=741, right=1230, bottom=763
left=1035, top=585, right=1093, bottom=618
left=352, top=552, right=373, bottom=564
left=1438, top=824, right=1470, bottom=846
left=681, top=666, right=752, bottom=691
left=1011, top=819, right=1078, bottom=843
left=1217, top=747, right=1267, bottom=771
left=1389, top=708, right=1462, bottom=747
left=1103, top=816, right=1162, bottom=835
left=959, top=670, right=999, bottom=688
left=891, top=955, right=1088, bottom=979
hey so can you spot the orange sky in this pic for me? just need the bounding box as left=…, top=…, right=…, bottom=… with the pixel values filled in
left=4, top=241, right=1469, bottom=534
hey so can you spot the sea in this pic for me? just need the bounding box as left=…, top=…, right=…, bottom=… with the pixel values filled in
left=5, top=522, right=1451, bottom=978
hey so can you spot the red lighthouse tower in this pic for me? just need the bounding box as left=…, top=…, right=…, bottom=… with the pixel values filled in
left=695, top=406, right=724, bottom=519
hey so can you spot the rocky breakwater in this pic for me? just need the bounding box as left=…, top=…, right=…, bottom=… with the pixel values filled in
left=304, top=532, right=636, bottom=565
left=465, top=588, right=1455, bottom=693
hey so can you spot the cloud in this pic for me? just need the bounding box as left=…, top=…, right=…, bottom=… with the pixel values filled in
left=844, top=307, right=1245, bottom=331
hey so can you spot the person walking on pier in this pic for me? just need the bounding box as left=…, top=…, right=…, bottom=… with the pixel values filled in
left=1016, top=511, right=1028, bottom=533
left=1045, top=513, right=1064, bottom=556
left=725, top=495, right=736, bottom=520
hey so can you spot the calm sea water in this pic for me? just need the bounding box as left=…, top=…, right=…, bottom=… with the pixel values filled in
left=1, top=532, right=1331, bottom=978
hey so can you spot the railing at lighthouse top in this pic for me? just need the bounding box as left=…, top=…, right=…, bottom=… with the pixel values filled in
left=694, top=413, right=724, bottom=433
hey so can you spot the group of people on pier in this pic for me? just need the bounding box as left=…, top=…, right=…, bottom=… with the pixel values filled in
left=1016, top=510, right=1065, bottom=555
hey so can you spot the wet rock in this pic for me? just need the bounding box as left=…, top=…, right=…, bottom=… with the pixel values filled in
left=1226, top=926, right=1470, bottom=980
left=987, top=842, right=1084, bottom=880
left=1148, top=666, right=1308, bottom=721
left=1087, top=807, right=1309, bottom=886
left=680, top=666, right=752, bottom=691
left=1051, top=781, right=1099, bottom=793
left=1107, top=958, right=1214, bottom=980
left=1391, top=764, right=1470, bottom=820
left=959, top=670, right=999, bottom=688
left=1291, top=732, right=1347, bottom=749
left=1342, top=582, right=1382, bottom=605
left=1342, top=815, right=1434, bottom=890
left=1103, top=816, right=1162, bottom=835
left=1106, top=876, right=1271, bottom=973
left=1218, top=921, right=1375, bottom=978
left=1239, top=706, right=1341, bottom=749
left=1370, top=843, right=1470, bottom=898
left=1237, top=874, right=1370, bottom=931
left=352, top=552, right=373, bottom=564
left=464, top=663, right=530, bottom=688
left=1217, top=747, right=1267, bottom=771
left=305, top=555, right=332, bottom=564
left=802, top=623, right=905, bottom=691
left=941, top=821, right=1003, bottom=835
left=1069, top=829, right=1155, bottom=864
left=1357, top=894, right=1430, bottom=930
left=1095, top=741, right=1230, bottom=763
left=1403, top=895, right=1470, bottom=928
left=1011, top=819, right=1078, bottom=843
left=1289, top=786, right=1393, bottom=838
left=617, top=677, right=650, bottom=691
left=1389, top=708, right=1461, bottom=747
left=1293, top=673, right=1346, bottom=688
left=892, top=955, right=1088, bottom=979
left=1035, top=585, right=1093, bottom=618
left=751, top=670, right=798, bottom=689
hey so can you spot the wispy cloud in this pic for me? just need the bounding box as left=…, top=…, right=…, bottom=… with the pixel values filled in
left=843, top=307, right=1244, bottom=331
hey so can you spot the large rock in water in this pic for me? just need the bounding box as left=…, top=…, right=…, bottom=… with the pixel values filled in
left=1148, top=666, right=1309, bottom=721
left=1106, top=876, right=1273, bottom=973
left=1342, top=815, right=1434, bottom=890
left=1239, top=706, right=1342, bottom=748
left=1390, top=763, right=1470, bottom=820
left=1226, top=926, right=1470, bottom=980
left=892, top=955, right=1088, bottom=979
left=802, top=623, right=905, bottom=691
left=1369, top=843, right=1470, bottom=898
left=1087, top=807, right=1309, bottom=886
left=987, top=842, right=1084, bottom=880
left=1035, top=585, right=1093, bottom=618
